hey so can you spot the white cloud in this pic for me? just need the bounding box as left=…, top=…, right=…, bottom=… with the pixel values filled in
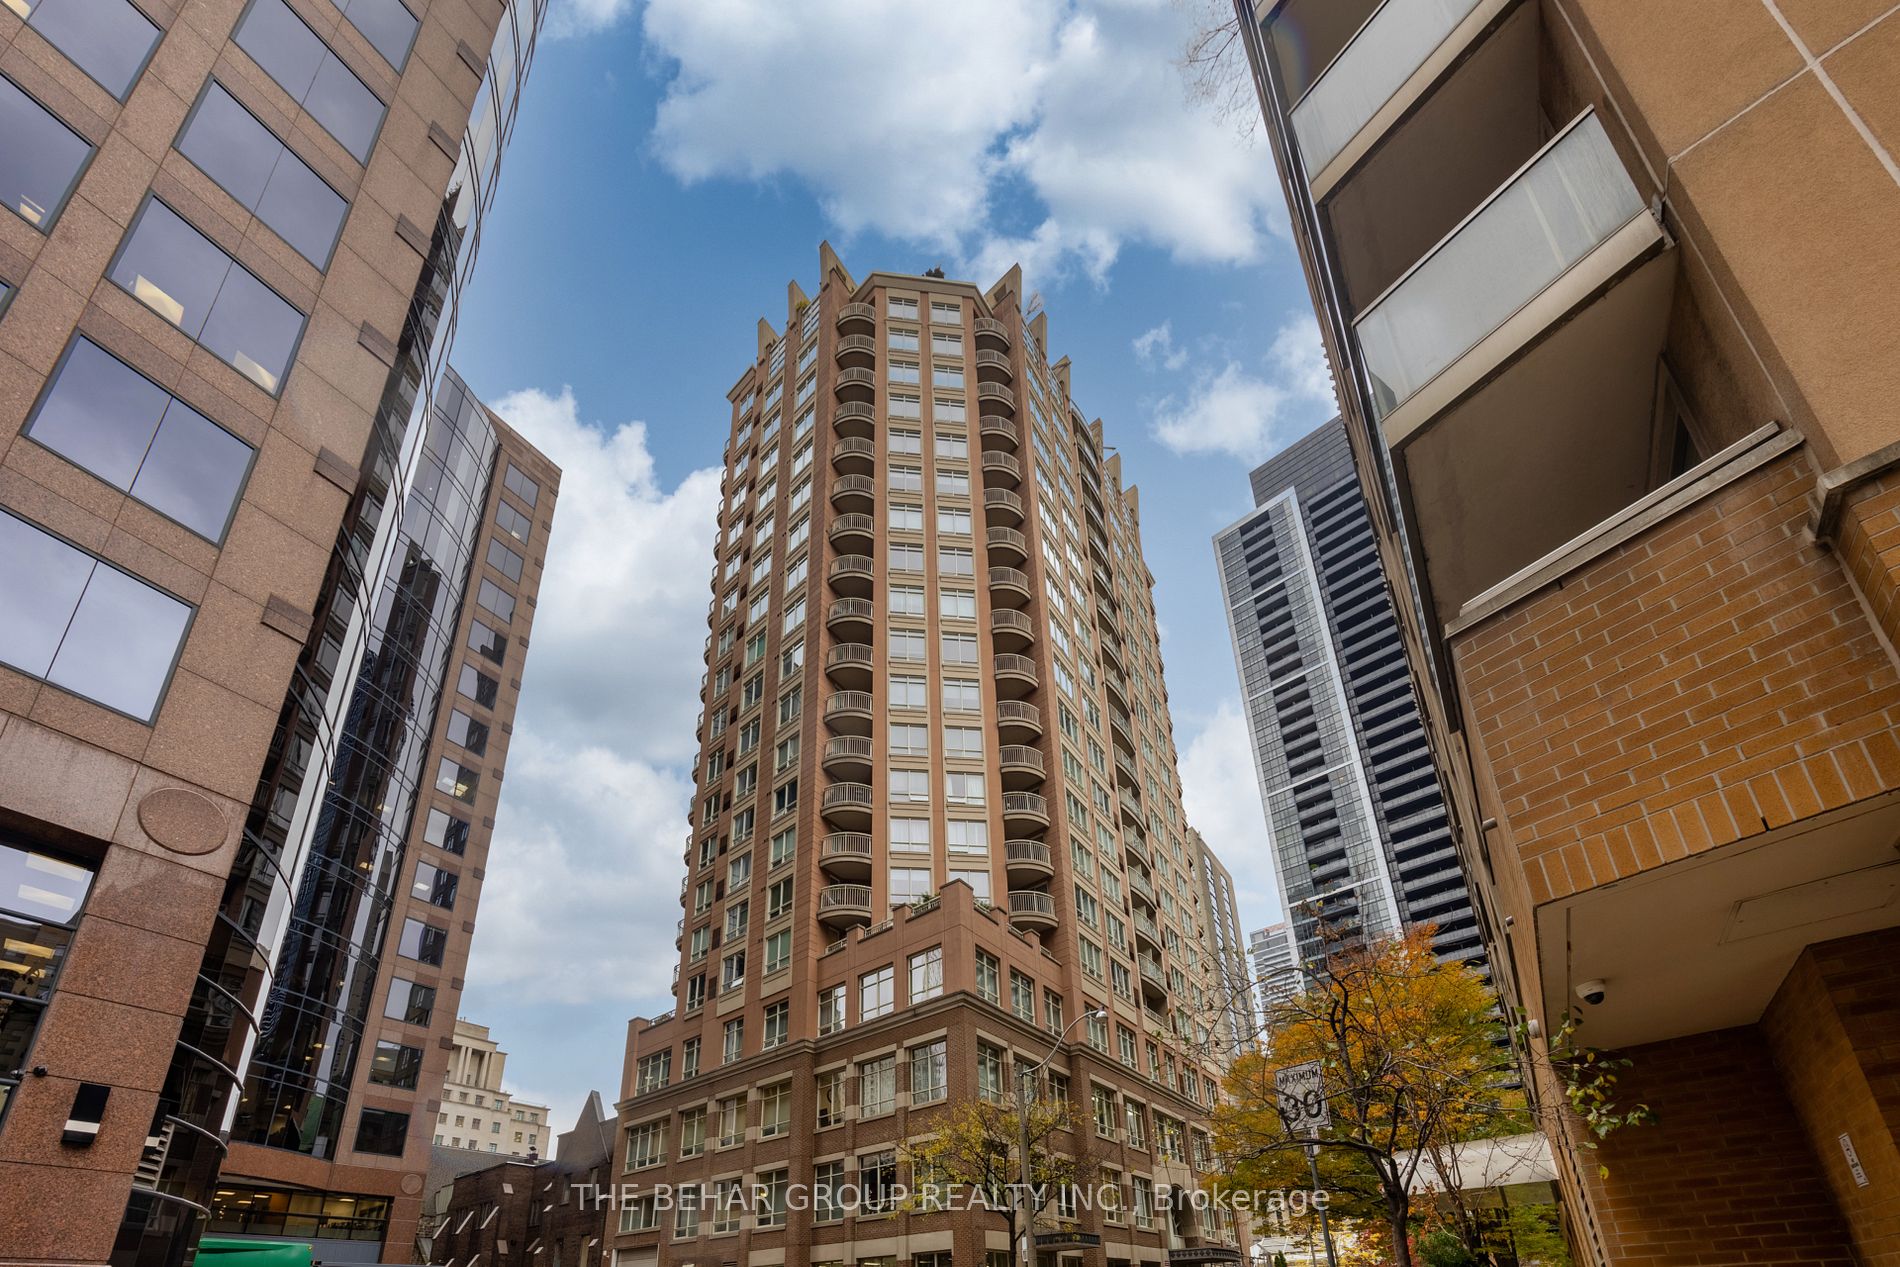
left=1150, top=316, right=1334, bottom=462
left=464, top=386, right=722, bottom=1010
left=1133, top=320, right=1189, bottom=371
left=1177, top=701, right=1283, bottom=929
left=638, top=0, right=1286, bottom=290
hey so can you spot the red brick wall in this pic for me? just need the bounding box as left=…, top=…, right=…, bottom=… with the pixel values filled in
left=1836, top=469, right=1900, bottom=657
left=1763, top=928, right=1900, bottom=1266
left=1577, top=1026, right=1856, bottom=1265
left=1453, top=450, right=1900, bottom=904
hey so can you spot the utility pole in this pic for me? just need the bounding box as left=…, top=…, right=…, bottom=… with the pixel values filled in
left=1017, top=1008, right=1107, bottom=1267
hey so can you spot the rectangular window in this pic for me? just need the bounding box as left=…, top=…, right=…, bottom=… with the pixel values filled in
left=976, top=1042, right=1005, bottom=1103
left=0, top=74, right=94, bottom=232
left=109, top=199, right=306, bottom=394
left=365, top=1039, right=421, bottom=1089
left=859, top=1057, right=895, bottom=1117
left=445, top=708, right=488, bottom=756
left=818, top=982, right=846, bottom=1035
left=502, top=464, right=539, bottom=508
left=176, top=82, right=347, bottom=267
left=764, top=927, right=790, bottom=974
left=946, top=819, right=989, bottom=853
left=338, top=0, right=418, bottom=68
left=486, top=538, right=524, bottom=582
left=425, top=809, right=469, bottom=858
left=908, top=946, right=943, bottom=1002
left=889, top=674, right=928, bottom=709
left=722, top=1017, right=743, bottom=1063
left=234, top=0, right=386, bottom=162
left=860, top=965, right=894, bottom=1020
left=457, top=663, right=499, bottom=707
left=25, top=337, right=255, bottom=542
left=0, top=509, right=193, bottom=721
left=383, top=978, right=435, bottom=1025
left=12, top=0, right=159, bottom=100
left=354, top=1107, right=409, bottom=1157
left=976, top=949, right=1000, bottom=1005
left=397, top=918, right=446, bottom=965
left=890, top=816, right=930, bottom=850
left=410, top=860, right=456, bottom=908
left=817, top=1069, right=845, bottom=1128
left=910, top=1040, right=947, bottom=1104
left=679, top=1106, right=705, bottom=1156
left=468, top=619, right=507, bottom=664
left=434, top=757, right=477, bottom=803
left=763, top=1001, right=789, bottom=1049
left=942, top=679, right=981, bottom=711
left=496, top=499, right=532, bottom=544
left=1011, top=970, right=1035, bottom=1022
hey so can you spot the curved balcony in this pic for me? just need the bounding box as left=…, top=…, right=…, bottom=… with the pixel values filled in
left=1118, top=787, right=1143, bottom=826
left=837, top=301, right=875, bottom=332
left=974, top=317, right=1010, bottom=349
left=834, top=366, right=875, bottom=400
left=828, top=513, right=875, bottom=549
left=986, top=525, right=1028, bottom=564
left=1123, top=830, right=1152, bottom=870
left=1002, top=790, right=1049, bottom=833
left=824, top=690, right=873, bottom=734
left=998, top=744, right=1045, bottom=790
left=1103, top=667, right=1130, bottom=712
left=819, top=831, right=873, bottom=880
left=981, top=451, right=1022, bottom=488
left=818, top=883, right=873, bottom=929
left=820, top=781, right=874, bottom=828
left=984, top=487, right=1024, bottom=526
left=831, top=436, right=875, bottom=474
left=828, top=554, right=875, bottom=598
left=990, top=608, right=1035, bottom=652
left=1004, top=839, right=1054, bottom=883
left=976, top=382, right=1016, bottom=413
left=1128, top=866, right=1158, bottom=910
left=979, top=415, right=1019, bottom=450
left=822, top=736, right=873, bottom=780
left=1113, top=748, right=1139, bottom=789
left=996, top=700, right=1042, bottom=742
left=827, top=598, right=873, bottom=637
left=833, top=400, right=876, bottom=438
left=1138, top=956, right=1169, bottom=1004
left=824, top=643, right=874, bottom=688
left=988, top=565, right=1031, bottom=609
left=829, top=474, right=875, bottom=511
left=834, top=333, right=875, bottom=366
left=1108, top=706, right=1135, bottom=753
left=1007, top=889, right=1057, bottom=932
left=1134, top=911, right=1163, bottom=953
left=975, top=347, right=1013, bottom=381
left=994, top=653, right=1038, bottom=699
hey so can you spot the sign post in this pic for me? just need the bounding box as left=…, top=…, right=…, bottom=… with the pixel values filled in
left=1275, top=1062, right=1338, bottom=1267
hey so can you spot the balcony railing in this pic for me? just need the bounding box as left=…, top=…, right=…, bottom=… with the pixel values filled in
left=1289, top=0, right=1486, bottom=180
left=1355, top=112, right=1648, bottom=423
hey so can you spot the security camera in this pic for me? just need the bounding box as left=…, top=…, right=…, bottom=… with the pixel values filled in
left=1575, top=979, right=1607, bottom=1007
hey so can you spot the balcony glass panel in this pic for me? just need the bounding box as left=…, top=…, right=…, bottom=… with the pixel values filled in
left=1355, top=113, right=1645, bottom=418
left=1291, top=0, right=1482, bottom=177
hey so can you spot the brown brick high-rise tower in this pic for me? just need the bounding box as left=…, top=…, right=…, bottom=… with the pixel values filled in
left=1235, top=0, right=1900, bottom=1262
left=611, top=248, right=1246, bottom=1267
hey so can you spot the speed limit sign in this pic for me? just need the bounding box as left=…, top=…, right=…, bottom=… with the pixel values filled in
left=1275, top=1061, right=1330, bottom=1133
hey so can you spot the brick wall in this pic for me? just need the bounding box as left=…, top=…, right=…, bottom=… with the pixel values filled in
left=1835, top=469, right=1900, bottom=657
left=1577, top=1026, right=1855, bottom=1265
left=1453, top=449, right=1900, bottom=904
left=1763, top=928, right=1900, bottom=1266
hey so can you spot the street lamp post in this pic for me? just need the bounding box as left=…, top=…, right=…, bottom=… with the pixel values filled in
left=1017, top=1007, right=1108, bottom=1267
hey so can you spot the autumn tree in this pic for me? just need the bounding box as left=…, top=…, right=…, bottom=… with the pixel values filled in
left=901, top=1094, right=1100, bottom=1254
left=1212, top=927, right=1517, bottom=1267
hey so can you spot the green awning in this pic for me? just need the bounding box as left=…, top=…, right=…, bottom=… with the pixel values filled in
left=195, top=1238, right=314, bottom=1267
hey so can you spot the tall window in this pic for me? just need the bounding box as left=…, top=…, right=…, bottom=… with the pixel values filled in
left=859, top=1056, right=895, bottom=1117
left=908, top=947, right=943, bottom=1003
left=0, top=75, right=93, bottom=231
left=176, top=82, right=347, bottom=266
left=234, top=0, right=387, bottom=162
left=910, top=1040, right=947, bottom=1105
left=860, top=965, right=894, bottom=1020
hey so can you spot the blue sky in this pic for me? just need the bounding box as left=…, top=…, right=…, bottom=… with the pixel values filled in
left=445, top=0, right=1336, bottom=1134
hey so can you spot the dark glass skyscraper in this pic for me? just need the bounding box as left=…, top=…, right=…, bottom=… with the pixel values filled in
left=1215, top=420, right=1482, bottom=970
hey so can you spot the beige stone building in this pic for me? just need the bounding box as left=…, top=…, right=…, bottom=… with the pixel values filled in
left=0, top=0, right=552, bottom=1260
left=610, top=248, right=1247, bottom=1267
left=436, top=1018, right=552, bottom=1158
left=1236, top=0, right=1900, bottom=1262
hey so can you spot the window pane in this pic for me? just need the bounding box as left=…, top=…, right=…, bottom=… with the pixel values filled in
left=485, top=538, right=522, bottom=581
left=0, top=75, right=93, bottom=230
left=178, top=82, right=346, bottom=267
left=109, top=200, right=225, bottom=339
left=130, top=397, right=253, bottom=539
left=23, top=0, right=160, bottom=100
left=368, top=1040, right=421, bottom=1088
left=26, top=338, right=169, bottom=489
left=0, top=511, right=93, bottom=678
left=355, top=1107, right=409, bottom=1155
left=339, top=0, right=417, bottom=68
left=49, top=557, right=192, bottom=720
left=110, top=200, right=305, bottom=395
left=235, top=0, right=385, bottom=163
